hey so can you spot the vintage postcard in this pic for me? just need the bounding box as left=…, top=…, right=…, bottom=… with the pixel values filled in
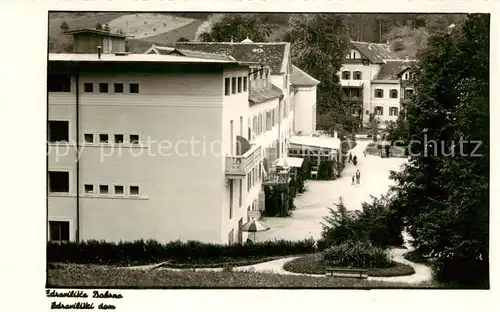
left=1, top=0, right=497, bottom=311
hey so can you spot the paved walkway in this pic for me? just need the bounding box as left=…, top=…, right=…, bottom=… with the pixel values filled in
left=255, top=140, right=407, bottom=242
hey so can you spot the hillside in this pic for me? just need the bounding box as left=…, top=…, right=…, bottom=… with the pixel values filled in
left=48, top=12, right=467, bottom=55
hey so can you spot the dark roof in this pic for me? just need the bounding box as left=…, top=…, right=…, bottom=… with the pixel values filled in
left=291, top=65, right=320, bottom=86
left=249, top=85, right=284, bottom=105
left=373, top=60, right=416, bottom=80
left=351, top=41, right=401, bottom=63
left=176, top=42, right=290, bottom=74
left=65, top=29, right=128, bottom=38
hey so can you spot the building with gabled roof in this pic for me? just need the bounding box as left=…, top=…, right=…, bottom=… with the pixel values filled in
left=339, top=40, right=416, bottom=128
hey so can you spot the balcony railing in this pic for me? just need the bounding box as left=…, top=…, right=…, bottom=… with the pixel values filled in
left=225, top=145, right=262, bottom=177
left=263, top=167, right=292, bottom=185
left=343, top=95, right=363, bottom=102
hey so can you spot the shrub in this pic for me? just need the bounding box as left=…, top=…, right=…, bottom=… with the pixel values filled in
left=323, top=240, right=391, bottom=268
left=47, top=238, right=317, bottom=266
left=321, top=195, right=404, bottom=249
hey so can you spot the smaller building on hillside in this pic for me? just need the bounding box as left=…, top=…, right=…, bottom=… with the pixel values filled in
left=65, top=28, right=128, bottom=54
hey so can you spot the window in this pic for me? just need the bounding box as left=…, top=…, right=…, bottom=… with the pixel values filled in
left=353, top=71, right=362, bottom=80
left=84, top=133, right=94, bottom=143
left=48, top=171, right=69, bottom=193
left=228, top=229, right=234, bottom=245
left=404, top=72, right=409, bottom=80
left=353, top=51, right=357, bottom=58
left=224, top=78, right=231, bottom=96
left=49, top=221, right=70, bottom=242
left=405, top=89, right=414, bottom=98
left=114, top=185, right=124, bottom=195
left=114, top=83, right=124, bottom=93
left=389, top=107, right=399, bottom=116
left=238, top=180, right=242, bottom=208
left=129, top=83, right=139, bottom=93
left=130, top=186, right=139, bottom=196
left=375, top=106, right=384, bottom=115
left=341, top=71, right=350, bottom=80
left=99, top=83, right=109, bottom=93
left=375, top=89, right=384, bottom=98
left=230, top=120, right=234, bottom=154
left=48, top=120, right=69, bottom=143
left=390, top=89, right=398, bottom=98
left=237, top=77, right=242, bottom=93
left=129, top=135, right=139, bottom=144
left=243, top=77, right=248, bottom=92
left=231, top=77, right=237, bottom=94
left=114, top=134, right=124, bottom=144
left=84, top=184, right=94, bottom=194
left=84, top=83, right=93, bottom=93
left=99, top=185, right=109, bottom=195
left=99, top=134, right=109, bottom=143
left=48, top=73, right=71, bottom=92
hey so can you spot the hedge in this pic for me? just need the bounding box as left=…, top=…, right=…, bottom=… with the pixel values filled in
left=47, top=238, right=317, bottom=266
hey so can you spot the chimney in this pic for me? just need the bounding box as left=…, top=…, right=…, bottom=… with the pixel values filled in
left=97, top=46, right=102, bottom=59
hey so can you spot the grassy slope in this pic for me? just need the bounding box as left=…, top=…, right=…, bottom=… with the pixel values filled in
left=47, top=265, right=435, bottom=288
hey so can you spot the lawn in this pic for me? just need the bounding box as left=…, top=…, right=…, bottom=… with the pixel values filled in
left=283, top=254, right=416, bottom=277
left=47, top=265, right=435, bottom=288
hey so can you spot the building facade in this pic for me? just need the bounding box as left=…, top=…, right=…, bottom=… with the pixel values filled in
left=48, top=34, right=320, bottom=245
left=339, top=41, right=415, bottom=128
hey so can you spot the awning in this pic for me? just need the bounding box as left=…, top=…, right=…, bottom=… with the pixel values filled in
left=290, top=136, right=341, bottom=150
left=273, top=157, right=304, bottom=168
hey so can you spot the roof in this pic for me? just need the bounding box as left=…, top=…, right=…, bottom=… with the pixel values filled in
left=351, top=41, right=401, bottom=63
left=290, top=136, right=341, bottom=150
left=373, top=60, right=416, bottom=80
left=249, top=84, right=284, bottom=105
left=290, top=65, right=320, bottom=87
left=65, top=29, right=128, bottom=38
left=48, top=53, right=240, bottom=64
left=176, top=42, right=290, bottom=74
left=144, top=45, right=175, bottom=55
left=145, top=45, right=236, bottom=61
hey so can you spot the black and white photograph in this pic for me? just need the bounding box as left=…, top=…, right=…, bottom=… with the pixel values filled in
left=43, top=9, right=491, bottom=291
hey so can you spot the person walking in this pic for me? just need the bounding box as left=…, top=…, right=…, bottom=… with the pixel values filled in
left=348, top=152, right=352, bottom=163
left=353, top=155, right=358, bottom=166
left=356, top=169, right=361, bottom=184
left=363, top=150, right=367, bottom=157
left=351, top=174, right=356, bottom=185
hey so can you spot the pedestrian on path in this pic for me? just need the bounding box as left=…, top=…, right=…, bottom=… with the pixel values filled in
left=348, top=152, right=352, bottom=163
left=351, top=174, right=356, bottom=185
left=353, top=155, right=358, bottom=166
left=356, top=169, right=361, bottom=184
left=363, top=150, right=367, bottom=157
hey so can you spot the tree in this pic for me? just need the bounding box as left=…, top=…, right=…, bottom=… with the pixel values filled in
left=177, top=37, right=190, bottom=43
left=197, top=14, right=277, bottom=42
left=60, top=21, right=69, bottom=33
left=95, top=22, right=103, bottom=30
left=286, top=14, right=351, bottom=132
left=390, top=14, right=489, bottom=287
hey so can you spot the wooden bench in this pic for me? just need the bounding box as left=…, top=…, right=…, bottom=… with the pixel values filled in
left=325, top=267, right=368, bottom=279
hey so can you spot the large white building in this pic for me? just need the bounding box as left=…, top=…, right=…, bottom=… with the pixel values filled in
left=48, top=35, right=320, bottom=245
left=339, top=41, right=415, bottom=128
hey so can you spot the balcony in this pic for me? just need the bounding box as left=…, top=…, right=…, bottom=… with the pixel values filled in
left=343, top=95, right=363, bottom=103
left=225, top=145, right=262, bottom=178
left=263, top=168, right=292, bottom=186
